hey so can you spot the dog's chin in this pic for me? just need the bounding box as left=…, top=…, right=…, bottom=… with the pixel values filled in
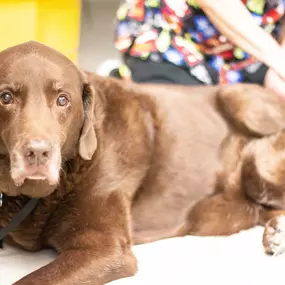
left=20, top=179, right=58, bottom=198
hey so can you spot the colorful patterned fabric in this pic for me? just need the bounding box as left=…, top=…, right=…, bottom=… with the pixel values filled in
left=115, top=0, right=285, bottom=84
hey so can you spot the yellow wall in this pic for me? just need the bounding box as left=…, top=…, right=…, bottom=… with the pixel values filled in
left=0, top=0, right=81, bottom=62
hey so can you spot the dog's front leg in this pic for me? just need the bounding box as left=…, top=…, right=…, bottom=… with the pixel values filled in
left=14, top=246, right=136, bottom=285
left=13, top=190, right=137, bottom=285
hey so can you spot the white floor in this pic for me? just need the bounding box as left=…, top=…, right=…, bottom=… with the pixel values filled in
left=1, top=227, right=285, bottom=285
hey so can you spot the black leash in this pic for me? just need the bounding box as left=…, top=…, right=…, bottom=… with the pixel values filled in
left=0, top=196, right=40, bottom=248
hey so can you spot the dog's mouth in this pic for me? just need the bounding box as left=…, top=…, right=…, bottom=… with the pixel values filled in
left=11, top=165, right=60, bottom=187
left=26, top=170, right=55, bottom=182
left=26, top=174, right=47, bottom=180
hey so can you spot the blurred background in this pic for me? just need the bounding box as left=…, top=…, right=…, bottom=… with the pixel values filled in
left=0, top=0, right=121, bottom=74
left=79, top=0, right=121, bottom=73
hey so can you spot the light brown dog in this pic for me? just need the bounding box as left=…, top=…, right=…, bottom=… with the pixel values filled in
left=0, top=41, right=285, bottom=285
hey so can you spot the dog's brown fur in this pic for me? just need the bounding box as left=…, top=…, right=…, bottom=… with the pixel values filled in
left=1, top=41, right=285, bottom=285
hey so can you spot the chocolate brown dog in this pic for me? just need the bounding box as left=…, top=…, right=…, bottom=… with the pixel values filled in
left=1, top=41, right=285, bottom=285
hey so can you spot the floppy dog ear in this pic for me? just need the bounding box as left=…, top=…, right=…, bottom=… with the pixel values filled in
left=218, top=84, right=285, bottom=136
left=78, top=75, right=97, bottom=160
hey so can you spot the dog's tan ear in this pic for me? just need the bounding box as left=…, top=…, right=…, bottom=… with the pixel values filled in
left=79, top=75, right=97, bottom=160
left=218, top=84, right=285, bottom=136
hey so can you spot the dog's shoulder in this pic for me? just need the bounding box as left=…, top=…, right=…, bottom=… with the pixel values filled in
left=73, top=75, right=157, bottom=192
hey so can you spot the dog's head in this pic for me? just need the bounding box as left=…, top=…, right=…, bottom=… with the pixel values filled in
left=0, top=41, right=96, bottom=197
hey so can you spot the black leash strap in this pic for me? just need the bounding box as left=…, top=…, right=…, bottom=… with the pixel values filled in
left=0, top=198, right=40, bottom=248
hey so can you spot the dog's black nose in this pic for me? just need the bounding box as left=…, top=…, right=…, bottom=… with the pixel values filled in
left=23, top=139, right=52, bottom=165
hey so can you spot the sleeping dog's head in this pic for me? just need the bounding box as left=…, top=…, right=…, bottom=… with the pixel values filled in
left=0, top=41, right=96, bottom=197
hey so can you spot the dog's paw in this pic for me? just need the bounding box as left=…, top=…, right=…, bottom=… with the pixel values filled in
left=263, top=215, right=285, bottom=255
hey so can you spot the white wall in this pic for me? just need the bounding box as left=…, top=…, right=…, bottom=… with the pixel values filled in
left=78, top=0, right=121, bottom=73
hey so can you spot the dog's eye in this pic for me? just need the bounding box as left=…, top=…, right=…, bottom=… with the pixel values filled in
left=0, top=92, right=13, bottom=105
left=56, top=95, right=69, bottom=107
